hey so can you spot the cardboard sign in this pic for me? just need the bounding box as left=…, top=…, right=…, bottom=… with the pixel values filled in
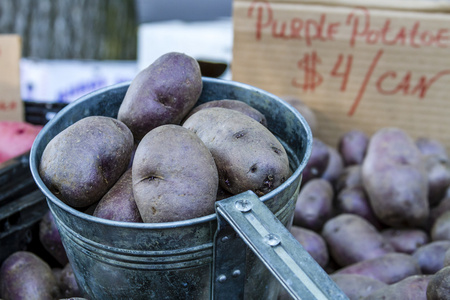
left=0, top=35, right=23, bottom=122
left=232, top=0, right=450, bottom=150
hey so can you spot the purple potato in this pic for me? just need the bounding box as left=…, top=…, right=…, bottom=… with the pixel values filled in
left=59, top=263, right=82, bottom=298
left=427, top=266, right=450, bottom=300
left=412, top=240, right=450, bottom=274
left=118, top=52, right=202, bottom=140
left=416, top=136, right=448, bottom=163
left=302, top=138, right=329, bottom=184
left=365, top=275, right=431, bottom=300
left=39, top=210, right=69, bottom=266
left=335, top=165, right=363, bottom=193
left=93, top=168, right=143, bottom=223
left=333, top=253, right=422, bottom=284
left=322, top=214, right=394, bottom=267
left=431, top=211, right=450, bottom=241
left=281, top=95, right=318, bottom=135
left=39, top=116, right=134, bottom=208
left=321, top=146, right=344, bottom=185
left=381, top=228, right=429, bottom=254
left=183, top=99, right=267, bottom=126
left=424, top=154, right=450, bottom=207
left=293, top=179, right=333, bottom=231
left=290, top=225, right=329, bottom=267
left=335, top=186, right=382, bottom=229
left=0, top=251, right=60, bottom=300
left=338, top=129, right=369, bottom=166
left=330, top=274, right=387, bottom=300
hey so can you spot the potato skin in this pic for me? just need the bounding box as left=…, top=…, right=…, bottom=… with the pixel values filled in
left=322, top=214, right=394, bottom=267
left=381, top=228, right=429, bottom=254
left=330, top=274, right=387, bottom=300
left=0, top=251, right=60, bottom=300
left=39, top=210, right=69, bottom=266
left=183, top=99, right=267, bottom=126
left=93, top=168, right=143, bottom=223
left=427, top=266, right=450, bottom=300
left=183, top=107, right=289, bottom=196
left=290, top=225, right=329, bottom=268
left=118, top=52, right=202, bottom=140
left=362, top=127, right=429, bottom=228
left=132, top=125, right=218, bottom=223
left=338, top=129, right=369, bottom=166
left=39, top=116, right=134, bottom=207
left=412, top=240, right=450, bottom=274
left=334, top=253, right=422, bottom=284
left=293, top=179, right=333, bottom=231
left=302, top=138, right=329, bottom=184
left=365, top=275, right=431, bottom=300
left=431, top=210, right=450, bottom=241
left=321, top=146, right=344, bottom=185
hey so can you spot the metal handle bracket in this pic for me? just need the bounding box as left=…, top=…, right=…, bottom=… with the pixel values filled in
left=212, top=191, right=348, bottom=300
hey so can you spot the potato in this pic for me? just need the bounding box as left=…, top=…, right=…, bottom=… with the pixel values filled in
left=132, top=125, right=218, bottom=222
left=431, top=210, right=450, bottom=241
left=0, top=251, right=60, bottom=300
left=183, top=99, right=267, bottom=126
left=338, top=129, right=369, bottom=166
left=302, top=138, right=329, bottom=184
left=416, top=136, right=449, bottom=163
left=334, top=253, right=422, bottom=284
left=321, top=146, right=344, bottom=185
left=321, top=214, right=394, bottom=267
left=39, top=210, right=69, bottom=266
left=424, top=154, right=450, bottom=206
left=118, top=52, right=202, bottom=140
left=330, top=274, right=387, bottom=300
left=445, top=248, right=450, bottom=267
left=365, top=275, right=431, bottom=300
left=381, top=228, right=429, bottom=254
left=335, top=165, right=363, bottom=193
left=59, top=263, right=82, bottom=298
left=361, top=127, right=429, bottom=228
left=413, top=240, right=450, bottom=274
left=428, top=196, right=450, bottom=230
left=427, top=266, right=450, bottom=300
left=39, top=116, right=134, bottom=208
left=183, top=107, right=289, bottom=196
left=290, top=225, right=329, bottom=268
left=293, top=179, right=333, bottom=231
left=93, top=168, right=143, bottom=223
left=335, top=186, right=382, bottom=229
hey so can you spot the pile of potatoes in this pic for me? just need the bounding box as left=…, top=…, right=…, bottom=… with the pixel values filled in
left=275, top=103, right=450, bottom=299
left=0, top=211, right=84, bottom=300
left=38, top=52, right=290, bottom=224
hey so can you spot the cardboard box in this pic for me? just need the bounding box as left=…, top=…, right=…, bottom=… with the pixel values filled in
left=232, top=0, right=450, bottom=149
left=0, top=35, right=23, bottom=121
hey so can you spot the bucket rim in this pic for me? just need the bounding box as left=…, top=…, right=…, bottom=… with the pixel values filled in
left=29, top=77, right=312, bottom=229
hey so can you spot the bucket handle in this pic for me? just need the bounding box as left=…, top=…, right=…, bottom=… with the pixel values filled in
left=212, top=191, right=348, bottom=300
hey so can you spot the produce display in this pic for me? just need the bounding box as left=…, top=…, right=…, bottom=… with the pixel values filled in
left=1, top=50, right=449, bottom=299
left=277, top=100, right=450, bottom=299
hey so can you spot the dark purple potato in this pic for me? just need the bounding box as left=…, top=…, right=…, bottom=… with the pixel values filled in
left=59, top=263, right=82, bottom=298
left=416, top=136, right=448, bottom=163
left=365, top=275, right=431, bottom=300
left=427, top=266, right=450, bottom=300
left=412, top=240, right=450, bottom=274
left=293, top=179, right=333, bottom=231
left=0, top=251, right=60, bottom=300
left=183, top=108, right=289, bottom=196
left=338, top=129, right=369, bottom=166
left=330, top=274, right=387, bottom=300
left=335, top=165, right=363, bottom=192
left=39, top=210, right=69, bottom=266
left=183, top=99, right=267, bottom=126
left=431, top=211, right=450, bottom=241
left=333, top=253, right=422, bottom=284
left=39, top=116, right=134, bottom=208
left=118, top=52, right=202, bottom=140
left=321, top=146, right=344, bottom=185
left=335, top=186, right=382, bottom=229
left=322, top=214, right=394, bottom=267
left=93, top=169, right=143, bottom=223
left=302, top=138, right=329, bottom=184
left=381, top=228, right=429, bottom=254
left=290, top=225, right=329, bottom=267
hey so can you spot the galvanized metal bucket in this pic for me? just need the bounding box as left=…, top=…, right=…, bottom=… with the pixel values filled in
left=30, top=78, right=347, bottom=300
